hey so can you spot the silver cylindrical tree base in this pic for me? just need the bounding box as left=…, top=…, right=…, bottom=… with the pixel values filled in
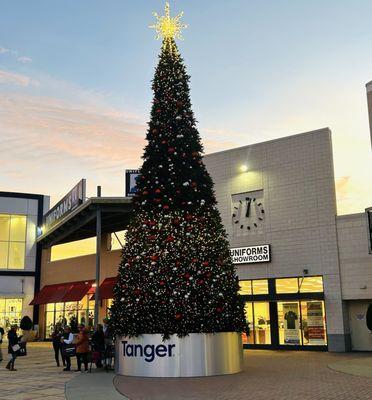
left=115, top=332, right=242, bottom=377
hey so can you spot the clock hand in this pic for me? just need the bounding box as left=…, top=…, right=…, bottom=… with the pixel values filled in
left=245, top=197, right=252, bottom=218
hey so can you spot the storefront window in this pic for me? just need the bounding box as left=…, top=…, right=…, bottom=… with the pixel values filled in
left=301, top=300, right=327, bottom=345
left=242, top=302, right=254, bottom=344
left=110, top=230, right=127, bottom=251
left=44, top=296, right=96, bottom=338
left=243, top=301, right=271, bottom=345
left=276, top=278, right=298, bottom=294
left=278, top=301, right=302, bottom=345
left=252, top=280, right=269, bottom=295
left=239, top=280, right=252, bottom=295
left=0, top=214, right=27, bottom=270
left=254, top=302, right=271, bottom=344
left=299, top=277, right=323, bottom=293
left=50, top=237, right=96, bottom=262
left=0, top=298, right=23, bottom=330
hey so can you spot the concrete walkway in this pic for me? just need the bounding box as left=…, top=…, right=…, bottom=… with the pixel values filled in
left=66, top=369, right=127, bottom=400
left=0, top=342, right=73, bottom=400
left=328, top=356, right=372, bottom=378
left=114, top=350, right=372, bottom=400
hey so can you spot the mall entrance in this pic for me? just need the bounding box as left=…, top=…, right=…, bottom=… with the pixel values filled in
left=240, top=276, right=327, bottom=350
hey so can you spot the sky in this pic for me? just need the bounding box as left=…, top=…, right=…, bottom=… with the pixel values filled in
left=0, top=0, right=372, bottom=214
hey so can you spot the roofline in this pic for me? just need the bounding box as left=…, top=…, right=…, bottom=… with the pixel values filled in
left=36, top=196, right=132, bottom=243
left=0, top=191, right=47, bottom=200
left=203, top=127, right=331, bottom=158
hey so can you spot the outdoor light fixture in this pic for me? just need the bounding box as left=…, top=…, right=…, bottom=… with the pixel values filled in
left=240, top=165, right=248, bottom=172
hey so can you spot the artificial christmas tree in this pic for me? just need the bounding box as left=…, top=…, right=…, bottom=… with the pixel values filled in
left=111, top=2, right=246, bottom=377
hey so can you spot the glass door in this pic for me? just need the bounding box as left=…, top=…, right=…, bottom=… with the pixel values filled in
left=278, top=301, right=302, bottom=345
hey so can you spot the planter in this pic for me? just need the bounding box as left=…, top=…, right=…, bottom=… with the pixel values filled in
left=115, top=332, right=242, bottom=377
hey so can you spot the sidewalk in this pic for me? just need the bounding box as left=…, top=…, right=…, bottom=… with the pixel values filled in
left=0, top=342, right=72, bottom=400
left=328, top=356, right=372, bottom=378
left=114, top=350, right=372, bottom=400
left=66, top=369, right=127, bottom=400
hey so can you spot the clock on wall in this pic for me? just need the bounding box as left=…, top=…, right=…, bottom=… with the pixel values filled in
left=231, top=190, right=265, bottom=236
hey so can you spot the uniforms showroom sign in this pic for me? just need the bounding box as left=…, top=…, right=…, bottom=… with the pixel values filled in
left=230, top=245, right=271, bottom=264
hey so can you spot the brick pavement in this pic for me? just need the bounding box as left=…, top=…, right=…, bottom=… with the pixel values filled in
left=114, top=350, right=372, bottom=400
left=0, top=342, right=74, bottom=400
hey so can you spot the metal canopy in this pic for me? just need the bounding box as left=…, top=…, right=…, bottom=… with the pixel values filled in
left=37, top=197, right=133, bottom=248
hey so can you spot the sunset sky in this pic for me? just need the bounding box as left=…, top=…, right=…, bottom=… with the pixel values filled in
left=0, top=0, right=372, bottom=214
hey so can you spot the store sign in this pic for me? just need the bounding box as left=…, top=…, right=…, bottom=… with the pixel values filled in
left=42, top=179, right=86, bottom=234
left=122, top=341, right=176, bottom=363
left=230, top=245, right=271, bottom=264
left=125, top=169, right=140, bottom=197
left=307, top=301, right=325, bottom=344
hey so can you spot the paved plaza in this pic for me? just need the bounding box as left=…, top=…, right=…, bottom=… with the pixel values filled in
left=0, top=342, right=372, bottom=400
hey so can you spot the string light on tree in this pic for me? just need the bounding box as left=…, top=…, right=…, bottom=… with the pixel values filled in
left=110, top=2, right=247, bottom=340
left=149, top=2, right=187, bottom=42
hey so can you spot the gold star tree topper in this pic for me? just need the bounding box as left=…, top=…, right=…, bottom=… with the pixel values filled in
left=150, top=2, right=187, bottom=41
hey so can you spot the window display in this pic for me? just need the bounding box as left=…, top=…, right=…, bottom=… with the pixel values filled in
left=278, top=301, right=301, bottom=345
left=240, top=276, right=327, bottom=349
left=0, top=298, right=23, bottom=330
left=44, top=296, right=95, bottom=338
left=243, top=302, right=271, bottom=345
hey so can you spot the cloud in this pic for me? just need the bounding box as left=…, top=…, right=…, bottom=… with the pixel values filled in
left=0, top=70, right=39, bottom=87
left=0, top=45, right=32, bottom=63
left=17, top=56, right=32, bottom=64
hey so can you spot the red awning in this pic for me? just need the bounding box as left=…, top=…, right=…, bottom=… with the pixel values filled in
left=61, top=281, right=94, bottom=302
left=30, top=280, right=94, bottom=305
left=90, top=277, right=117, bottom=300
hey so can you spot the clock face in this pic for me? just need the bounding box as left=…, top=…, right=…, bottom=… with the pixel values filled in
left=231, top=190, right=265, bottom=236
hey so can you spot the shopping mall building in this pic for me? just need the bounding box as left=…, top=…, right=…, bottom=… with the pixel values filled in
left=1, top=127, right=371, bottom=352
left=15, top=127, right=368, bottom=353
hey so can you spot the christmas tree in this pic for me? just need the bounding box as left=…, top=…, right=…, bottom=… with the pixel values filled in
left=110, top=3, right=246, bottom=339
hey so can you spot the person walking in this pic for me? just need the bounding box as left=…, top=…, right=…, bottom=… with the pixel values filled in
left=61, top=326, right=74, bottom=371
left=0, top=325, right=4, bottom=362
left=6, top=325, right=19, bottom=371
left=75, top=325, right=89, bottom=372
left=51, top=324, right=65, bottom=367
left=91, top=324, right=105, bottom=368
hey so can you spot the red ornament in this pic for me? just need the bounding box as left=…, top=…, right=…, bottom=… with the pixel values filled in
left=159, top=280, right=165, bottom=286
left=166, top=235, right=175, bottom=242
left=172, top=218, right=181, bottom=225
left=176, top=261, right=181, bottom=267
left=184, top=273, right=190, bottom=279
left=163, top=205, right=170, bottom=210
left=143, top=191, right=149, bottom=195
left=154, top=198, right=161, bottom=203
left=155, top=188, right=161, bottom=194
left=202, top=261, right=209, bottom=267
left=161, top=140, right=168, bottom=144
left=185, top=214, right=193, bottom=221
left=191, top=258, right=198, bottom=263
left=175, top=312, right=183, bottom=320
left=191, top=182, right=197, bottom=187
left=148, top=235, right=156, bottom=240
left=134, top=288, right=141, bottom=296
left=168, top=147, right=175, bottom=154
left=150, top=255, right=158, bottom=262
left=149, top=221, right=156, bottom=226
left=197, top=279, right=204, bottom=285
left=216, top=307, right=223, bottom=313
left=176, top=189, right=181, bottom=194
left=156, top=108, right=161, bottom=113
left=152, top=129, right=158, bottom=134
